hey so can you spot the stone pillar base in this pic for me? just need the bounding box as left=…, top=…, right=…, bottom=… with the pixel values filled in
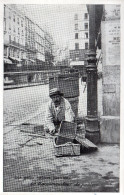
left=100, top=116, right=120, bottom=143
left=85, top=116, right=100, bottom=144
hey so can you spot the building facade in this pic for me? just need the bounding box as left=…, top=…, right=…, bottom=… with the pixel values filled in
left=4, top=4, right=26, bottom=65
left=25, top=16, right=36, bottom=65
left=44, top=31, right=54, bottom=65
left=68, top=6, right=89, bottom=66
left=35, top=24, right=45, bottom=65
left=4, top=4, right=53, bottom=69
left=54, top=46, right=70, bottom=66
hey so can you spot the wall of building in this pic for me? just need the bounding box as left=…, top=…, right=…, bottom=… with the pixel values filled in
left=44, top=31, right=54, bottom=65
left=68, top=6, right=89, bottom=66
left=100, top=5, right=120, bottom=143
left=35, top=24, right=45, bottom=63
left=4, top=4, right=54, bottom=68
left=4, top=5, right=26, bottom=61
left=25, top=16, right=36, bottom=64
left=69, top=39, right=89, bottom=50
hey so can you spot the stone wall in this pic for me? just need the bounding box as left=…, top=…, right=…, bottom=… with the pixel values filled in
left=100, top=5, right=120, bottom=143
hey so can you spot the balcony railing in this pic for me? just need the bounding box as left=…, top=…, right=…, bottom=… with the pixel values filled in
left=9, top=40, right=25, bottom=50
left=4, top=39, right=10, bottom=45
left=25, top=44, right=36, bottom=52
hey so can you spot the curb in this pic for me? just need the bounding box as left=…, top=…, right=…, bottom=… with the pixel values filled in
left=4, top=82, right=49, bottom=90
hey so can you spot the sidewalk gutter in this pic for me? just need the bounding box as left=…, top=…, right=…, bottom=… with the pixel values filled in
left=4, top=81, right=48, bottom=90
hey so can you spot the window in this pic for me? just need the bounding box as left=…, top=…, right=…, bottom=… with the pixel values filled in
left=4, top=18, right=6, bottom=31
left=13, top=26, right=15, bottom=32
left=17, top=17, right=19, bottom=24
left=9, top=23, right=11, bottom=30
left=20, top=51, right=22, bottom=58
left=10, top=48, right=12, bottom=57
left=85, top=32, right=88, bottom=38
left=75, top=24, right=78, bottom=30
left=4, top=47, right=7, bottom=56
left=74, top=14, right=78, bottom=20
left=13, top=15, right=15, bottom=22
left=85, top=42, right=88, bottom=49
left=75, top=43, right=79, bottom=50
left=14, top=37, right=16, bottom=42
left=18, top=28, right=20, bottom=34
left=4, top=6, right=6, bottom=17
left=22, top=30, right=24, bottom=35
left=9, top=11, right=11, bottom=19
left=75, top=52, right=79, bottom=59
left=12, top=49, right=14, bottom=57
left=75, top=33, right=78, bottom=39
left=9, top=35, right=11, bottom=42
left=17, top=50, right=19, bottom=58
left=21, top=20, right=23, bottom=27
left=8, top=48, right=10, bottom=56
left=21, top=51, right=23, bottom=58
left=84, top=23, right=88, bottom=30
left=84, top=13, right=88, bottom=19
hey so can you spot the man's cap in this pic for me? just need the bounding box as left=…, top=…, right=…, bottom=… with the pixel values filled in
left=49, top=88, right=63, bottom=97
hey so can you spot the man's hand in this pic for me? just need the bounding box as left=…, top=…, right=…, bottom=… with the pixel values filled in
left=50, top=129, right=56, bottom=135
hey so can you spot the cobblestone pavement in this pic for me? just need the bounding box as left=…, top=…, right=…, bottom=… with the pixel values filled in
left=3, top=124, right=119, bottom=192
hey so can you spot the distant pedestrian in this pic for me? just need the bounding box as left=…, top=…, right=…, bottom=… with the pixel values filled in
left=44, top=88, right=75, bottom=135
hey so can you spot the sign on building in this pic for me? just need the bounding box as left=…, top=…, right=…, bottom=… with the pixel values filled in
left=104, top=5, right=120, bottom=20
left=101, top=20, right=120, bottom=66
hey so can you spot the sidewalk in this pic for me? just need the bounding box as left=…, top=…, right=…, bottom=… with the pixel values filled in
left=4, top=81, right=48, bottom=90
left=3, top=123, right=119, bottom=192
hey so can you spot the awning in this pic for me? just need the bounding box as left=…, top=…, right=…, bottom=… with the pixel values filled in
left=70, top=61, right=84, bottom=66
left=21, top=57, right=28, bottom=60
left=9, top=56, right=22, bottom=62
left=4, top=57, right=12, bottom=64
left=29, top=59, right=35, bottom=62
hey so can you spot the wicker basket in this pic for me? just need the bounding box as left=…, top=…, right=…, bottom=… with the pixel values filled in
left=56, top=135, right=74, bottom=145
left=49, top=72, right=79, bottom=98
left=58, top=121, right=77, bottom=139
left=54, top=138, right=80, bottom=157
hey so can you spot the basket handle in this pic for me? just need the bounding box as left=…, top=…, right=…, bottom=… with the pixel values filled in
left=64, top=142, right=73, bottom=146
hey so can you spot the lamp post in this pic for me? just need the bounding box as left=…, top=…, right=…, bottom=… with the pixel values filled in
left=85, top=5, right=100, bottom=144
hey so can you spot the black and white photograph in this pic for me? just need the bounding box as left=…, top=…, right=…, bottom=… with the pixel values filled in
left=1, top=0, right=123, bottom=193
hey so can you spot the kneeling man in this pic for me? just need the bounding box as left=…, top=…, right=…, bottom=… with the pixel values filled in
left=45, top=88, right=75, bottom=135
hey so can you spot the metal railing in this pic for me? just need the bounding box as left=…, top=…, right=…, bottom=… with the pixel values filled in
left=4, top=70, right=60, bottom=89
left=9, top=40, right=25, bottom=50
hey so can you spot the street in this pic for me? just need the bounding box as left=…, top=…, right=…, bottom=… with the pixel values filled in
left=3, top=80, right=119, bottom=192
left=3, top=79, right=87, bottom=127
left=3, top=84, right=49, bottom=127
